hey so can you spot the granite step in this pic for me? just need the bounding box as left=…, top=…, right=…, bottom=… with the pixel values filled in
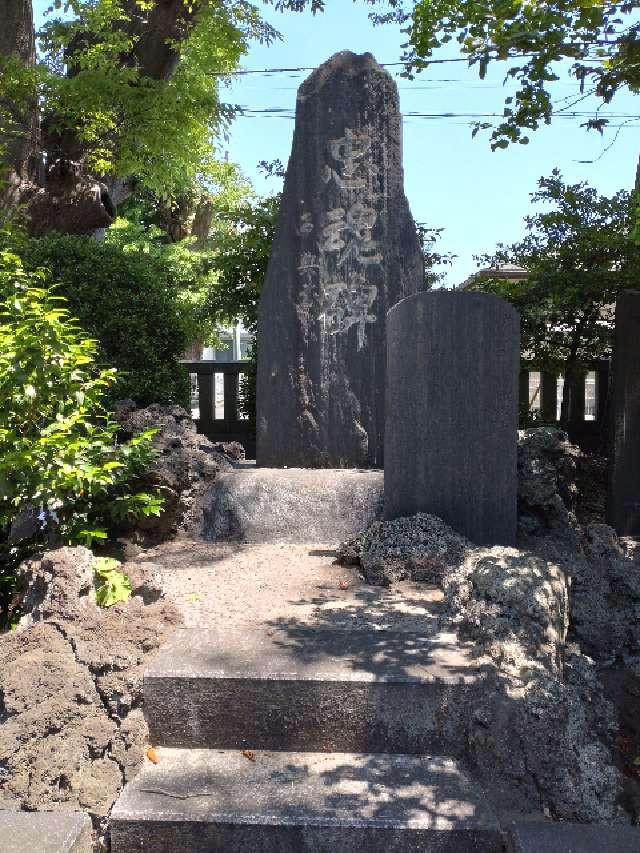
left=505, top=820, right=640, bottom=852
left=203, top=467, right=384, bottom=544
left=144, top=626, right=485, bottom=754
left=110, top=748, right=504, bottom=853
left=1, top=810, right=92, bottom=853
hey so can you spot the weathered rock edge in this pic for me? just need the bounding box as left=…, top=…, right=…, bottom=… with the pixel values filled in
left=338, top=428, right=632, bottom=824
left=0, top=546, right=181, bottom=851
left=113, top=401, right=235, bottom=541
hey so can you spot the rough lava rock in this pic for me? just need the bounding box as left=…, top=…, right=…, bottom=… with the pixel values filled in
left=515, top=430, right=640, bottom=665
left=0, top=546, right=180, bottom=849
left=517, top=427, right=581, bottom=534
left=113, top=400, right=234, bottom=540
left=340, top=515, right=568, bottom=672
left=338, top=429, right=627, bottom=824
left=212, top=441, right=245, bottom=462
left=447, top=546, right=569, bottom=673
left=338, top=513, right=468, bottom=586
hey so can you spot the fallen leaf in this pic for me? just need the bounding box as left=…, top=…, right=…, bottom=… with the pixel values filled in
left=184, top=592, right=204, bottom=603
left=242, top=750, right=256, bottom=762
left=146, top=746, right=160, bottom=764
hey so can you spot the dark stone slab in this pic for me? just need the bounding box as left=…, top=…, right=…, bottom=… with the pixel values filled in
left=203, top=468, right=383, bottom=543
left=1, top=810, right=92, bottom=853
left=144, top=627, right=484, bottom=754
left=384, top=291, right=520, bottom=545
left=256, top=51, right=423, bottom=469
left=110, top=749, right=502, bottom=853
left=507, top=821, right=640, bottom=852
left=608, top=290, right=640, bottom=536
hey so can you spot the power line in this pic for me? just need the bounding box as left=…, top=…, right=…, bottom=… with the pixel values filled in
left=217, top=52, right=612, bottom=77
left=237, top=106, right=640, bottom=119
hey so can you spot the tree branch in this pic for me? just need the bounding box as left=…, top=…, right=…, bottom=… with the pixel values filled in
left=120, top=0, right=201, bottom=80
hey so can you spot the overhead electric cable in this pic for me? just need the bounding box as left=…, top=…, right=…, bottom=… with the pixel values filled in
left=215, top=52, right=613, bottom=77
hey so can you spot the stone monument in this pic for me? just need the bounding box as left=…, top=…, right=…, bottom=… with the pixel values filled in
left=385, top=291, right=520, bottom=545
left=256, top=51, right=424, bottom=468
left=608, top=290, right=640, bottom=536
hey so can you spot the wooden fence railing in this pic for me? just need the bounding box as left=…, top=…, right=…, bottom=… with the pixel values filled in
left=519, top=360, right=610, bottom=453
left=184, top=358, right=611, bottom=460
left=182, top=360, right=255, bottom=457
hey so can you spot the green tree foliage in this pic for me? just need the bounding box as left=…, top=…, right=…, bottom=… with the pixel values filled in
left=0, top=251, right=163, bottom=623
left=206, top=193, right=282, bottom=331
left=207, top=190, right=282, bottom=422
left=418, top=224, right=456, bottom=287
left=277, top=1, right=640, bottom=149
left=467, top=170, right=640, bottom=423
left=38, top=0, right=278, bottom=198
left=375, top=0, right=640, bottom=148
left=18, top=230, right=194, bottom=406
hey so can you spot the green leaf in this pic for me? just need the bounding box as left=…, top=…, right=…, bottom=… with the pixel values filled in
left=94, top=557, right=132, bottom=607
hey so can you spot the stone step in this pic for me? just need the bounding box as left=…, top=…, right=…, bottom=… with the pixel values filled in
left=1, top=810, right=92, bottom=853
left=110, top=748, right=503, bottom=853
left=505, top=820, right=640, bottom=852
left=203, top=467, right=384, bottom=544
left=144, top=626, right=484, bottom=754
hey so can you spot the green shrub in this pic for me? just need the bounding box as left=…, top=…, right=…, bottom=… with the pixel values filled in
left=20, top=233, right=191, bottom=407
left=0, top=251, right=163, bottom=625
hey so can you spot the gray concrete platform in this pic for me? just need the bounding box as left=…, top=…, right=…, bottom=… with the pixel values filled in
left=1, top=810, right=92, bottom=853
left=110, top=748, right=503, bottom=853
left=203, top=468, right=384, bottom=544
left=144, top=627, right=485, bottom=754
left=506, top=821, right=640, bottom=852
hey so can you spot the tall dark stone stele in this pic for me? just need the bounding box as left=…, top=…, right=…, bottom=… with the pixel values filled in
left=608, top=290, right=640, bottom=536
left=257, top=51, right=423, bottom=468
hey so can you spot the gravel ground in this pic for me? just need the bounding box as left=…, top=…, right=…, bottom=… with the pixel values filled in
left=128, top=539, right=445, bottom=633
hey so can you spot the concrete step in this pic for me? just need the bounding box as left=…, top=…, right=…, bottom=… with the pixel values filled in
left=203, top=467, right=384, bottom=544
left=505, top=820, right=640, bottom=852
left=110, top=748, right=504, bottom=853
left=144, top=626, right=484, bottom=754
left=1, top=810, right=92, bottom=853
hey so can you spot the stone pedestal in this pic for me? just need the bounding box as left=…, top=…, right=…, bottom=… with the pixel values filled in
left=608, top=290, right=640, bottom=536
left=385, top=291, right=520, bottom=545
left=256, top=51, right=423, bottom=468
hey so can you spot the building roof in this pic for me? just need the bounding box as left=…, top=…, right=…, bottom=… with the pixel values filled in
left=460, top=264, right=529, bottom=290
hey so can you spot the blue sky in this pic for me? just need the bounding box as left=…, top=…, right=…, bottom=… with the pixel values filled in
left=33, top=1, right=640, bottom=286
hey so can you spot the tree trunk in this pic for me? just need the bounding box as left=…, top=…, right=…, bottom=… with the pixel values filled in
left=559, top=314, right=590, bottom=431
left=1, top=0, right=116, bottom=235
left=1, top=0, right=38, bottom=216
left=190, top=195, right=214, bottom=249
left=560, top=357, right=584, bottom=430
left=1, top=0, right=202, bottom=237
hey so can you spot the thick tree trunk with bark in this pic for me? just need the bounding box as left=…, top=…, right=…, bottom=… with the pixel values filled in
left=1, top=0, right=39, bottom=215
left=560, top=358, right=584, bottom=429
left=1, top=0, right=202, bottom=237
left=559, top=316, right=588, bottom=429
left=190, top=195, right=215, bottom=249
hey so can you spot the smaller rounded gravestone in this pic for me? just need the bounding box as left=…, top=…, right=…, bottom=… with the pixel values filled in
left=385, top=290, right=520, bottom=545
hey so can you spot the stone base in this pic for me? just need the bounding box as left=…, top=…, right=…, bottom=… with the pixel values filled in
left=203, top=467, right=383, bottom=544
left=506, top=821, right=640, bottom=852
left=110, top=749, right=502, bottom=853
left=144, top=625, right=484, bottom=754
left=1, top=811, right=92, bottom=853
